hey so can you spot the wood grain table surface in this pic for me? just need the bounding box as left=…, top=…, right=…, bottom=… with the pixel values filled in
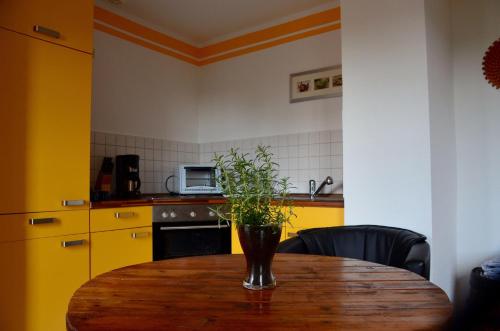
left=66, top=254, right=452, bottom=331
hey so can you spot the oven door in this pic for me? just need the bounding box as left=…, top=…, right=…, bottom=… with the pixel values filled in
left=153, top=220, right=231, bottom=260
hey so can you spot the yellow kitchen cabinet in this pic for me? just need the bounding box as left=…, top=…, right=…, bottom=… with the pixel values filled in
left=90, top=207, right=153, bottom=232
left=231, top=206, right=344, bottom=252
left=0, top=28, right=91, bottom=214
left=0, top=0, right=93, bottom=53
left=231, top=223, right=288, bottom=254
left=0, top=233, right=89, bottom=331
left=285, top=206, right=344, bottom=240
left=0, top=210, right=89, bottom=243
left=90, top=226, right=152, bottom=278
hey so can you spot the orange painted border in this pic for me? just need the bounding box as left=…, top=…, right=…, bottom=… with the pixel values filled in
left=94, top=22, right=200, bottom=66
left=199, top=7, right=340, bottom=58
left=94, top=6, right=199, bottom=57
left=199, top=23, right=341, bottom=66
left=93, top=5, right=341, bottom=66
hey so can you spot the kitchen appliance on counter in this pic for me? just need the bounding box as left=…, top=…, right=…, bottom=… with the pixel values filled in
left=92, top=157, right=114, bottom=201
left=115, top=154, right=141, bottom=199
left=177, top=164, right=222, bottom=195
left=153, top=204, right=231, bottom=260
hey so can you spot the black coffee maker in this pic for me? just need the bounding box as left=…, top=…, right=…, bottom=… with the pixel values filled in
left=115, top=154, right=141, bottom=198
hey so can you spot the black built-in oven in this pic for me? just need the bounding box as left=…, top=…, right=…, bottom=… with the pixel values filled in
left=153, top=204, right=231, bottom=260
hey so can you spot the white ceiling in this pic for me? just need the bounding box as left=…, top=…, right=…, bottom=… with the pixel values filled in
left=95, top=0, right=338, bottom=45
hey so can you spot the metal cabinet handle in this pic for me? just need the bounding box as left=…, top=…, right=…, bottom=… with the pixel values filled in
left=33, top=25, right=60, bottom=39
left=288, top=232, right=298, bottom=238
left=61, top=239, right=85, bottom=248
left=28, top=217, right=56, bottom=225
left=62, top=199, right=85, bottom=207
left=160, top=224, right=229, bottom=231
left=131, top=232, right=149, bottom=239
left=115, top=212, right=135, bottom=219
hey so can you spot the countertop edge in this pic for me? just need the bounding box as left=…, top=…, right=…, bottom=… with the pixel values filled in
left=90, top=196, right=344, bottom=209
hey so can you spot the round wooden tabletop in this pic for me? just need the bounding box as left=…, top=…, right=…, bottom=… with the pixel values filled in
left=66, top=254, right=452, bottom=331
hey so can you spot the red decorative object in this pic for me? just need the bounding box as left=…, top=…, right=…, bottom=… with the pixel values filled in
left=483, top=38, right=500, bottom=89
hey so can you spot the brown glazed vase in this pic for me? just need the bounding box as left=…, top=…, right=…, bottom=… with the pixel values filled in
left=237, top=223, right=282, bottom=290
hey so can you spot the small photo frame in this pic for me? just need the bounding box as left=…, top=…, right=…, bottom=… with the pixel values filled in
left=290, top=65, right=342, bottom=103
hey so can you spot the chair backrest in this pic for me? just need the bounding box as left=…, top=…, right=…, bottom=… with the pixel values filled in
left=279, top=225, right=427, bottom=269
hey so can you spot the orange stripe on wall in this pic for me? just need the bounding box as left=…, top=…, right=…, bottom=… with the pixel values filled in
left=199, top=23, right=341, bottom=66
left=94, top=6, right=200, bottom=58
left=93, top=6, right=341, bottom=66
left=199, top=7, right=341, bottom=58
left=94, top=22, right=201, bottom=66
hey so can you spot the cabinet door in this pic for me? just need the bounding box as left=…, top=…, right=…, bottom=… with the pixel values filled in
left=91, top=227, right=152, bottom=278
left=286, top=207, right=344, bottom=240
left=0, top=234, right=89, bottom=331
left=0, top=28, right=91, bottom=214
left=231, top=223, right=287, bottom=254
left=0, top=0, right=93, bottom=53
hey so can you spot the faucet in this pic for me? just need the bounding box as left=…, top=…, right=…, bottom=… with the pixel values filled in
left=310, top=176, right=333, bottom=199
left=309, top=180, right=316, bottom=199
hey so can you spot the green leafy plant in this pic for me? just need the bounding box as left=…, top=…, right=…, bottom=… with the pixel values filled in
left=212, top=145, right=295, bottom=227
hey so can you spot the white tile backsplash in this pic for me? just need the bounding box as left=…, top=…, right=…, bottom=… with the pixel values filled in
left=198, top=129, right=343, bottom=194
left=91, top=129, right=343, bottom=194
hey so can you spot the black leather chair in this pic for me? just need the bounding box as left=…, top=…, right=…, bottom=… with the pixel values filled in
left=277, top=225, right=430, bottom=279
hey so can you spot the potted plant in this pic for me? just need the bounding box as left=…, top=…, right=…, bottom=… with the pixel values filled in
left=213, top=145, right=294, bottom=290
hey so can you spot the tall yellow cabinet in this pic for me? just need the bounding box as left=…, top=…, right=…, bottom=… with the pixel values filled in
left=0, top=1, right=93, bottom=330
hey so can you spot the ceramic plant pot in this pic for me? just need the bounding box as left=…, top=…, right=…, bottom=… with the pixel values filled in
left=237, top=223, right=282, bottom=290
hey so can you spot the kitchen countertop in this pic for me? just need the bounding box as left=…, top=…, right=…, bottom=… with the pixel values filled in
left=90, top=193, right=344, bottom=209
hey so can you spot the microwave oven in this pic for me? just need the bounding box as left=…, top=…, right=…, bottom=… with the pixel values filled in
left=178, top=164, right=222, bottom=194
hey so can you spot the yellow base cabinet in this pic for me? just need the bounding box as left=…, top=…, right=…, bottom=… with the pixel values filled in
left=231, top=223, right=288, bottom=255
left=286, top=206, right=344, bottom=240
left=231, top=206, right=344, bottom=253
left=0, top=234, right=89, bottom=331
left=90, top=226, right=152, bottom=278
left=0, top=27, right=91, bottom=215
left=90, top=207, right=153, bottom=278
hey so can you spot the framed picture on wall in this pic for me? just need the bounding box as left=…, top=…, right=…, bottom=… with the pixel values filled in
left=290, top=65, right=342, bottom=103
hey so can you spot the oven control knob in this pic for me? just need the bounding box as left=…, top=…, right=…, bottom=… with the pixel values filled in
left=161, top=211, right=169, bottom=219
left=189, top=211, right=197, bottom=218
left=169, top=211, right=177, bottom=218
left=208, top=211, right=216, bottom=217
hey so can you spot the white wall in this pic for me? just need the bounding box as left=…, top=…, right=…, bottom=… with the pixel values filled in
left=341, top=0, right=433, bottom=240
left=91, top=31, right=199, bottom=143
left=342, top=0, right=500, bottom=302
left=197, top=30, right=342, bottom=142
left=452, top=0, right=500, bottom=302
left=425, top=0, right=457, bottom=298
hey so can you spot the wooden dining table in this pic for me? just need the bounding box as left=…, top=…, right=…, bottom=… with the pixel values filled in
left=66, top=254, right=452, bottom=331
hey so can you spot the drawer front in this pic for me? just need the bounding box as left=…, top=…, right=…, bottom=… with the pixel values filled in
left=0, top=210, right=89, bottom=243
left=0, top=0, right=93, bottom=53
left=90, top=207, right=152, bottom=232
left=90, top=226, right=152, bottom=278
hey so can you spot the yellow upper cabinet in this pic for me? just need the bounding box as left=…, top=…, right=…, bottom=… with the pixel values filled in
left=0, top=0, right=93, bottom=53
left=0, top=28, right=91, bottom=214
